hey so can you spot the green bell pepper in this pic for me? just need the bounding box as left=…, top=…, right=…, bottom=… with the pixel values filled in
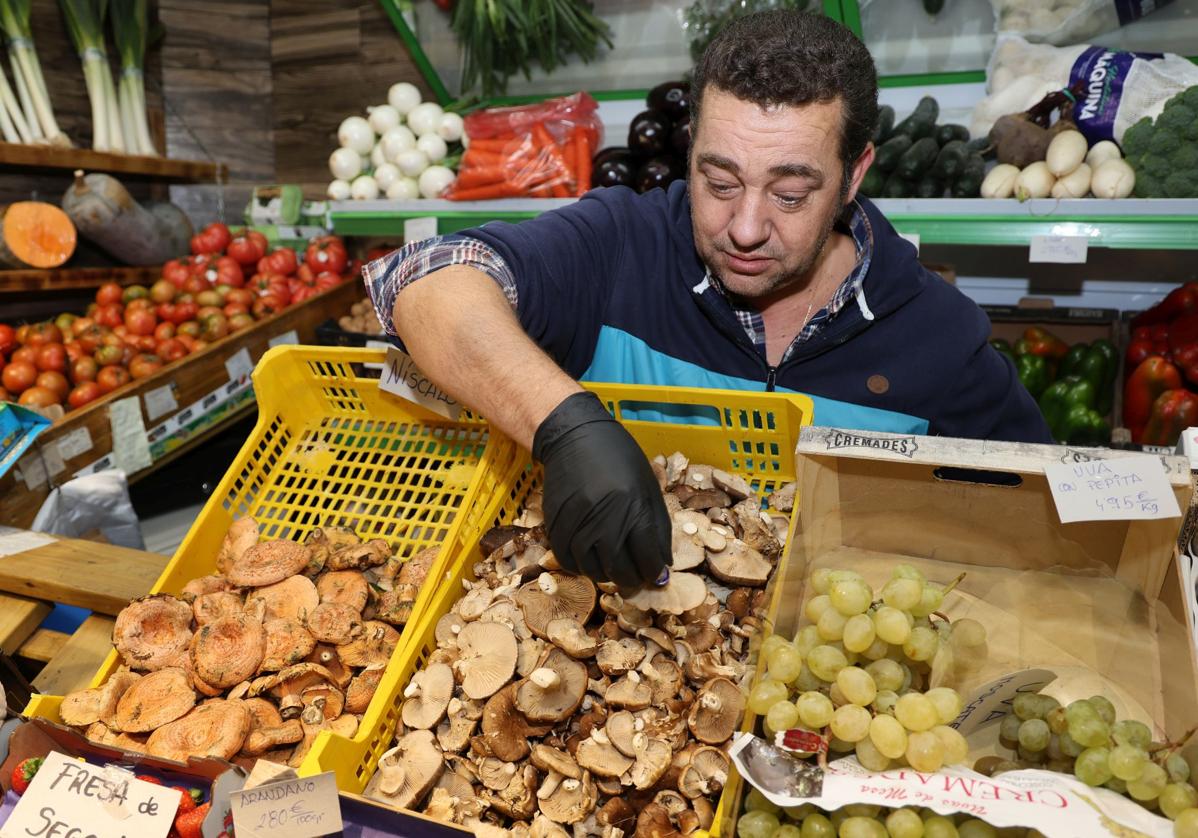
left=1037, top=375, right=1110, bottom=445
left=990, top=338, right=1015, bottom=363
left=1016, top=354, right=1051, bottom=398
left=1059, top=344, right=1089, bottom=378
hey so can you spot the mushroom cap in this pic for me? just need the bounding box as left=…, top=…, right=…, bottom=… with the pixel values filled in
left=457, top=585, right=496, bottom=621
left=624, top=573, right=708, bottom=615
left=538, top=770, right=598, bottom=825
left=228, top=540, right=312, bottom=587
left=315, top=570, right=370, bottom=612
left=732, top=497, right=782, bottom=560
left=670, top=512, right=709, bottom=571
left=711, top=469, right=751, bottom=500
left=705, top=540, right=771, bottom=587
left=190, top=613, right=266, bottom=688
left=595, top=638, right=646, bottom=676
left=516, top=573, right=596, bottom=639
left=113, top=667, right=196, bottom=732
left=653, top=790, right=688, bottom=816
left=546, top=618, right=597, bottom=658
left=434, top=709, right=477, bottom=754
left=604, top=711, right=639, bottom=758
left=478, top=757, right=520, bottom=791
left=434, top=612, right=465, bottom=646
left=768, top=481, right=796, bottom=513
left=246, top=575, right=320, bottom=623
left=605, top=674, right=652, bottom=710
left=630, top=739, right=673, bottom=790
left=113, top=594, right=194, bottom=672
left=193, top=591, right=245, bottom=627
left=683, top=464, right=714, bottom=491
left=531, top=744, right=581, bottom=780
left=305, top=601, right=364, bottom=645
left=337, top=620, right=401, bottom=668
left=644, top=655, right=685, bottom=706
left=484, top=763, right=538, bottom=821
left=401, top=662, right=454, bottom=730
left=678, top=746, right=729, bottom=799
left=515, top=647, right=587, bottom=723
left=635, top=804, right=677, bottom=838
left=145, top=699, right=252, bottom=763
left=366, top=729, right=444, bottom=810
left=260, top=619, right=317, bottom=672
left=575, top=733, right=634, bottom=779
left=687, top=677, right=744, bottom=745
left=482, top=684, right=553, bottom=762
left=456, top=620, right=518, bottom=700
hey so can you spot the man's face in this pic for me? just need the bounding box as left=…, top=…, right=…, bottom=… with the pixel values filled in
left=689, top=87, right=872, bottom=300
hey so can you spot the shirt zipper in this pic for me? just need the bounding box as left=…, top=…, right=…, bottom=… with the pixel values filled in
left=765, top=365, right=777, bottom=392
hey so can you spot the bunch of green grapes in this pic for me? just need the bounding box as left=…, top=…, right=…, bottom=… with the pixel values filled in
left=977, top=691, right=1198, bottom=831
left=748, top=564, right=986, bottom=773
left=736, top=791, right=1049, bottom=838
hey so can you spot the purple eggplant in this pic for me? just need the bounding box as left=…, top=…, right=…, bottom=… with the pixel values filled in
left=671, top=119, right=691, bottom=158
left=648, top=81, right=691, bottom=123
left=628, top=110, right=672, bottom=157
left=635, top=156, right=684, bottom=193
left=593, top=153, right=637, bottom=189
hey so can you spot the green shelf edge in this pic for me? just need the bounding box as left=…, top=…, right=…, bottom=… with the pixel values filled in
left=331, top=210, right=543, bottom=237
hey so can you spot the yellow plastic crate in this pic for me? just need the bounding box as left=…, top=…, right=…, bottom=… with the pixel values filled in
left=24, top=345, right=520, bottom=741
left=312, top=382, right=813, bottom=836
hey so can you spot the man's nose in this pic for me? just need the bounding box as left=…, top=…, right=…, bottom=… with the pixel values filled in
left=727, top=192, right=770, bottom=250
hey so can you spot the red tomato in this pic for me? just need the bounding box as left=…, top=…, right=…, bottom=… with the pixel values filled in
left=156, top=339, right=187, bottom=363
left=227, top=233, right=267, bottom=267
left=150, top=279, right=177, bottom=303
left=202, top=256, right=244, bottom=288
left=264, top=248, right=298, bottom=277
left=314, top=271, right=342, bottom=292
left=195, top=290, right=222, bottom=308
left=296, top=264, right=316, bottom=286
left=64, top=342, right=85, bottom=363
left=135, top=335, right=157, bottom=353
left=70, top=317, right=94, bottom=338
left=190, top=222, right=231, bottom=255
left=68, top=382, right=103, bottom=409
left=200, top=313, right=229, bottom=342
left=94, top=303, right=124, bottom=329
left=96, top=365, right=131, bottom=393
left=183, top=275, right=210, bottom=295
left=163, top=258, right=191, bottom=287
left=94, top=344, right=124, bottom=367
left=25, top=322, right=63, bottom=347
left=229, top=313, right=255, bottom=332
left=0, top=324, right=15, bottom=355
left=305, top=236, right=348, bottom=276
left=35, top=343, right=66, bottom=372
left=225, top=288, right=254, bottom=308
left=36, top=371, right=69, bottom=399
left=54, top=313, right=77, bottom=335
left=176, top=334, right=199, bottom=352
left=2, top=361, right=37, bottom=394
left=14, top=324, right=28, bottom=344
left=252, top=295, right=285, bottom=319
left=11, top=346, right=37, bottom=366
left=125, top=308, right=157, bottom=337
left=18, top=386, right=58, bottom=408
left=290, top=286, right=315, bottom=304
left=177, top=321, right=201, bottom=339
left=223, top=303, right=249, bottom=318
left=251, top=273, right=290, bottom=303
left=96, top=282, right=123, bottom=306
left=76, top=325, right=106, bottom=354
left=71, top=357, right=99, bottom=383
left=128, top=353, right=163, bottom=380
left=122, top=285, right=149, bottom=305
left=153, top=322, right=175, bottom=342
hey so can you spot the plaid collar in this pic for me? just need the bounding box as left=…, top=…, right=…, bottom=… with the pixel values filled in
left=699, top=199, right=874, bottom=363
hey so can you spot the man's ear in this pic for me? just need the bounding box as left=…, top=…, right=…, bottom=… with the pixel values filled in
left=844, top=143, right=876, bottom=205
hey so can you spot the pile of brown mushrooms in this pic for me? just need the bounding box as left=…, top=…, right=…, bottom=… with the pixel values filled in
left=58, top=519, right=435, bottom=770
left=364, top=453, right=796, bottom=838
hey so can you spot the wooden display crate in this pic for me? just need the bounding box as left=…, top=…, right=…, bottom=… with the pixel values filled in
left=0, top=280, right=360, bottom=528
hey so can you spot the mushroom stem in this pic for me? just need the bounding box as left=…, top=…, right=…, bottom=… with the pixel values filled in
left=699, top=693, right=722, bottom=712
left=562, top=778, right=580, bottom=792
left=404, top=681, right=422, bottom=699
left=537, top=769, right=564, bottom=800
left=537, top=573, right=558, bottom=595
left=530, top=668, right=561, bottom=689
left=379, top=763, right=407, bottom=796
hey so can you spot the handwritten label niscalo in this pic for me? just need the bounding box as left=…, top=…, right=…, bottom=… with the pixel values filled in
left=230, top=771, right=342, bottom=838
left=951, top=668, right=1056, bottom=737
left=1029, top=234, right=1088, bottom=264
left=379, top=346, right=461, bottom=421
left=1044, top=454, right=1182, bottom=523
left=0, top=751, right=178, bottom=838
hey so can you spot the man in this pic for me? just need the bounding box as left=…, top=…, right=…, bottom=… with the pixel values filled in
left=365, top=11, right=1051, bottom=590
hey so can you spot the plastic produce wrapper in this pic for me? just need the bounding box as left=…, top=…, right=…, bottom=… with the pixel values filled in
left=0, top=404, right=50, bottom=482
left=990, top=0, right=1173, bottom=46
left=446, top=92, right=602, bottom=200
left=679, top=0, right=808, bottom=64
left=30, top=470, right=145, bottom=550
left=971, top=35, right=1198, bottom=142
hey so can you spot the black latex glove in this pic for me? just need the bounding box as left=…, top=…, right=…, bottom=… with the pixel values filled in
left=533, top=392, right=672, bottom=588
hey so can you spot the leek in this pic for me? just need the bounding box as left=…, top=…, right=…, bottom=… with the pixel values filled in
left=109, top=0, right=153, bottom=154
left=59, top=0, right=123, bottom=151
left=0, top=61, right=30, bottom=142
left=0, top=0, right=69, bottom=145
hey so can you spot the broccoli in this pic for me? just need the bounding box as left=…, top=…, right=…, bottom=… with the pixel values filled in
left=1171, top=144, right=1198, bottom=172
left=1163, top=173, right=1198, bottom=198
left=1158, top=104, right=1196, bottom=133
left=1121, top=117, right=1155, bottom=158
left=1184, top=118, right=1198, bottom=143
left=1134, top=175, right=1161, bottom=198
left=1140, top=153, right=1170, bottom=177
left=1178, top=85, right=1198, bottom=111
left=1148, top=130, right=1182, bottom=158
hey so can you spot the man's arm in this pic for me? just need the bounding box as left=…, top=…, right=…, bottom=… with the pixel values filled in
left=391, top=263, right=581, bottom=450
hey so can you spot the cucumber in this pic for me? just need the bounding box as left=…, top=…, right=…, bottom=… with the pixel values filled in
left=931, top=140, right=967, bottom=179
left=915, top=175, right=946, bottom=199
left=860, top=167, right=885, bottom=198
left=883, top=174, right=913, bottom=199
left=950, top=154, right=986, bottom=198
left=893, top=97, right=939, bottom=141
left=873, top=106, right=896, bottom=145
left=874, top=135, right=913, bottom=173
left=964, top=137, right=993, bottom=157
left=896, top=137, right=940, bottom=180
left=934, top=124, right=970, bottom=146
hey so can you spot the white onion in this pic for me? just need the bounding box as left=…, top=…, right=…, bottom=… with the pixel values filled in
left=406, top=102, right=444, bottom=138
left=395, top=148, right=430, bottom=177
left=416, top=133, right=448, bottom=163
left=338, top=116, right=375, bottom=154
left=374, top=163, right=401, bottom=192
left=327, top=179, right=352, bottom=201
left=329, top=147, right=362, bottom=180
left=418, top=165, right=456, bottom=199
left=386, top=177, right=420, bottom=200
left=370, top=142, right=388, bottom=169
left=437, top=112, right=465, bottom=143
left=380, top=126, right=417, bottom=161
left=368, top=105, right=401, bottom=135
left=388, top=82, right=423, bottom=116
left=350, top=174, right=380, bottom=200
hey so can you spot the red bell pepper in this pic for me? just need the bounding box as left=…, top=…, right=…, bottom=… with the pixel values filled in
left=1131, top=281, right=1198, bottom=330
left=1124, top=356, right=1184, bottom=443
left=1126, top=325, right=1171, bottom=371
left=1017, top=326, right=1069, bottom=361
left=1141, top=389, right=1198, bottom=446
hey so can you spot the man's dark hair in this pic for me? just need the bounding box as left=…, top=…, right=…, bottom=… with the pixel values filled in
left=690, top=10, right=879, bottom=180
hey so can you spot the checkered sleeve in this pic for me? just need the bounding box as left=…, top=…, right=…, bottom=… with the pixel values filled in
left=362, top=234, right=517, bottom=339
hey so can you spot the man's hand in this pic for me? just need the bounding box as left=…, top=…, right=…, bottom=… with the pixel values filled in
left=533, top=392, right=672, bottom=587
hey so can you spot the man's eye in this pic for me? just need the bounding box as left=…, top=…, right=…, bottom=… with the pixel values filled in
left=776, top=194, right=808, bottom=208
left=707, top=181, right=737, bottom=195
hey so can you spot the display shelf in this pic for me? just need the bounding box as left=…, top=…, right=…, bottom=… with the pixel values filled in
left=0, top=266, right=160, bottom=294
left=328, top=197, right=577, bottom=236
left=0, top=142, right=225, bottom=182
left=0, top=279, right=360, bottom=529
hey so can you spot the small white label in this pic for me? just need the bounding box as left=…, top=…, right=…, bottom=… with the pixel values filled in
left=16, top=454, right=47, bottom=490
left=41, top=443, right=65, bottom=478
left=364, top=339, right=390, bottom=371
left=268, top=330, right=299, bottom=348
left=109, top=396, right=153, bottom=474
left=56, top=426, right=93, bottom=461
left=1029, top=234, right=1088, bottom=264
left=403, top=216, right=438, bottom=243
left=230, top=771, right=343, bottom=838
left=1045, top=454, right=1182, bottom=523
left=0, top=751, right=178, bottom=838
left=143, top=383, right=178, bottom=422
left=952, top=668, right=1056, bottom=736
left=379, top=346, right=461, bottom=420
left=899, top=232, right=920, bottom=254
left=225, top=347, right=254, bottom=384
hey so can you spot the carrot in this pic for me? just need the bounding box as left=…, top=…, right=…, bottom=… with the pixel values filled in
left=464, top=137, right=525, bottom=153
left=531, top=122, right=574, bottom=197
left=460, top=148, right=526, bottom=169
left=447, top=182, right=526, bottom=201
left=571, top=127, right=592, bottom=197
left=453, top=167, right=511, bottom=190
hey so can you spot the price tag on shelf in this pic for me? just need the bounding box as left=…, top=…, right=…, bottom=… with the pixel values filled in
left=269, top=330, right=299, bottom=348
left=898, top=232, right=920, bottom=254
left=1029, top=234, right=1088, bottom=264
left=0, top=751, right=178, bottom=838
left=109, top=396, right=152, bottom=474
left=225, top=348, right=254, bottom=384
left=56, top=426, right=93, bottom=461
left=143, top=383, right=178, bottom=422
left=1044, top=454, right=1182, bottom=523
left=379, top=346, right=460, bottom=420
left=403, top=216, right=438, bottom=243
left=230, top=771, right=342, bottom=838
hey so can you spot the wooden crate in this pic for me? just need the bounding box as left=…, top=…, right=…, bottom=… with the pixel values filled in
left=0, top=280, right=360, bottom=528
